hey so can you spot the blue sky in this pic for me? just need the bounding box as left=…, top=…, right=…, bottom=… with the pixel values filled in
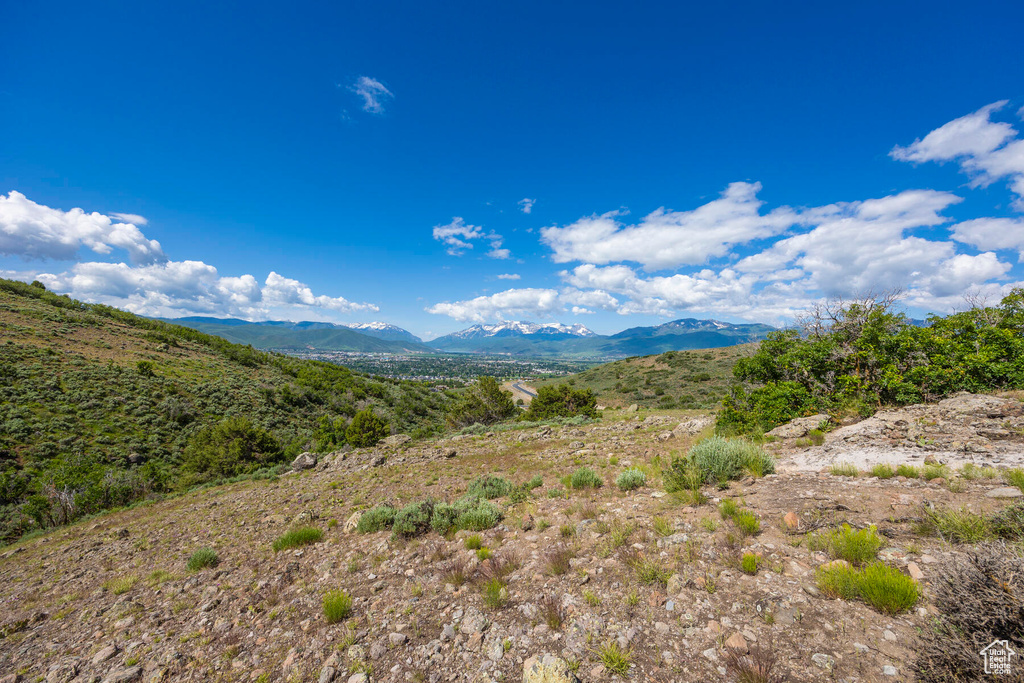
left=2, top=1, right=1024, bottom=339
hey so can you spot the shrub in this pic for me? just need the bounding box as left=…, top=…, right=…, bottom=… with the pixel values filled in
left=273, top=526, right=323, bottom=551
left=896, top=463, right=920, bottom=478
left=741, top=552, right=759, bottom=575
left=920, top=506, right=991, bottom=543
left=546, top=544, right=575, bottom=575
left=615, top=468, right=646, bottom=491
left=182, top=416, right=283, bottom=479
left=809, top=524, right=883, bottom=565
left=392, top=501, right=434, bottom=538
left=453, top=498, right=504, bottom=532
left=1005, top=468, right=1024, bottom=492
left=481, top=577, right=508, bottom=609
left=521, top=384, right=598, bottom=421
left=597, top=640, right=631, bottom=676
left=807, top=429, right=826, bottom=446
left=732, top=510, right=760, bottom=536
left=357, top=505, right=396, bottom=533
left=829, top=462, right=859, bottom=477
left=323, top=589, right=353, bottom=623
left=464, top=534, right=483, bottom=550
left=871, top=464, right=895, bottom=479
left=916, top=542, right=1024, bottom=682
left=526, top=475, right=544, bottom=489
left=476, top=547, right=493, bottom=561
left=816, top=562, right=918, bottom=614
left=570, top=467, right=602, bottom=490
left=467, top=475, right=513, bottom=500
left=446, top=376, right=517, bottom=428
left=186, top=547, right=219, bottom=571
left=719, top=498, right=739, bottom=519
left=345, top=408, right=389, bottom=448
left=686, top=437, right=774, bottom=485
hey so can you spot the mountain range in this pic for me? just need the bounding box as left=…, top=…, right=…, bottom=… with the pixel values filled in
left=163, top=316, right=776, bottom=359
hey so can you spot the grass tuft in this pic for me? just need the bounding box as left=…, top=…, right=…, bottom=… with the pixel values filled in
left=570, top=467, right=603, bottom=489
left=829, top=462, right=859, bottom=477
left=808, top=524, right=883, bottom=566
left=615, top=468, right=647, bottom=491
left=272, top=526, right=323, bottom=552
left=816, top=562, right=918, bottom=614
left=186, top=547, right=219, bottom=572
left=323, top=589, right=353, bottom=623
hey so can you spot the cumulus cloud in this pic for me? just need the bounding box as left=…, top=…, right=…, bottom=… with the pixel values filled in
left=0, top=191, right=165, bottom=264
left=540, top=182, right=797, bottom=270
left=432, top=217, right=509, bottom=258
left=518, top=198, right=536, bottom=214
left=110, top=212, right=148, bottom=226
left=350, top=76, right=393, bottom=114
left=496, top=273, right=521, bottom=280
left=35, top=261, right=377, bottom=319
left=951, top=217, right=1024, bottom=261
left=892, top=101, right=1024, bottom=209
left=426, top=288, right=561, bottom=323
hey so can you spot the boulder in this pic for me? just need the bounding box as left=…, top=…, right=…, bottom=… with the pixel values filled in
left=986, top=487, right=1023, bottom=499
left=625, top=404, right=639, bottom=413
left=522, top=654, right=582, bottom=683
left=766, top=414, right=830, bottom=439
left=382, top=434, right=411, bottom=447
left=673, top=415, right=714, bottom=437
left=343, top=512, right=361, bottom=534
left=291, top=452, right=318, bottom=470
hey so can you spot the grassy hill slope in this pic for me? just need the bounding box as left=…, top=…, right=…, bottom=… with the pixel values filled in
left=167, top=318, right=433, bottom=353
left=534, top=344, right=757, bottom=410
left=0, top=279, right=453, bottom=542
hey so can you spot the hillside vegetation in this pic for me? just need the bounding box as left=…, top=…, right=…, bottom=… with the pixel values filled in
left=0, top=279, right=453, bottom=542
left=535, top=344, right=757, bottom=409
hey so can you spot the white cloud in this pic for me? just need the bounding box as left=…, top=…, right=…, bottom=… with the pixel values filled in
left=350, top=76, right=393, bottom=114
left=110, top=212, right=148, bottom=226
left=0, top=191, right=165, bottom=264
left=496, top=273, right=521, bottom=280
left=518, top=198, right=536, bottom=214
left=951, top=217, right=1024, bottom=261
left=262, top=272, right=378, bottom=313
left=892, top=101, right=1024, bottom=209
left=540, top=182, right=797, bottom=270
left=426, top=288, right=561, bottom=323
left=34, top=261, right=377, bottom=319
left=432, top=217, right=510, bottom=258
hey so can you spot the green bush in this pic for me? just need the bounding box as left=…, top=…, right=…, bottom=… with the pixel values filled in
left=182, top=416, right=283, bottom=479
left=685, top=437, right=775, bottom=486
left=323, top=589, right=353, bottom=623
left=392, top=501, right=434, bottom=537
left=467, top=475, right=513, bottom=499
left=521, top=384, right=598, bottom=421
left=830, top=462, right=859, bottom=477
left=346, top=408, right=389, bottom=448
left=732, top=510, right=760, bottom=536
left=430, top=496, right=504, bottom=535
left=273, top=526, right=323, bottom=551
left=615, top=468, right=646, bottom=491
left=186, top=547, right=219, bottom=571
left=464, top=534, right=483, bottom=550
left=570, top=467, right=603, bottom=490
left=896, top=464, right=920, bottom=478
left=817, top=562, right=919, bottom=614
left=809, top=524, right=883, bottom=565
left=871, top=464, right=895, bottom=479
left=356, top=505, right=397, bottom=533
left=741, top=552, right=759, bottom=575
left=446, top=376, right=517, bottom=428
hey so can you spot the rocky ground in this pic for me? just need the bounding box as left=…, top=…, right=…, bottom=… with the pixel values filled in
left=3, top=395, right=1024, bottom=683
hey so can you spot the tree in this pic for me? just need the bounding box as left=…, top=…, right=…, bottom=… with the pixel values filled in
left=522, top=384, right=598, bottom=421
left=182, top=416, right=282, bottom=478
left=446, top=376, right=517, bottom=428
left=346, top=408, right=389, bottom=447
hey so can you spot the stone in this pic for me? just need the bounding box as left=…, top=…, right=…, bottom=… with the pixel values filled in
left=459, top=607, right=488, bottom=635
left=666, top=573, right=684, bottom=595
left=291, top=452, right=318, bottom=470
left=102, top=667, right=142, bottom=683
left=725, top=632, right=748, bottom=654
left=389, top=632, right=408, bottom=646
left=907, top=562, right=924, bottom=580
left=986, top=487, right=1023, bottom=499
left=883, top=629, right=897, bottom=642
left=811, top=653, right=835, bottom=671
left=382, top=434, right=411, bottom=447
left=343, top=512, right=361, bottom=534
left=372, top=455, right=387, bottom=467
left=347, top=675, right=369, bottom=683
left=820, top=559, right=850, bottom=571
left=92, top=644, right=119, bottom=665
left=625, top=404, right=639, bottom=413
left=673, top=415, right=714, bottom=436
left=767, top=414, right=830, bottom=439
left=883, top=665, right=898, bottom=676
left=522, top=653, right=582, bottom=683
left=784, top=511, right=800, bottom=530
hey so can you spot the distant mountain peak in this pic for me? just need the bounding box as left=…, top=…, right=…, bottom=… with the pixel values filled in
left=443, top=321, right=598, bottom=340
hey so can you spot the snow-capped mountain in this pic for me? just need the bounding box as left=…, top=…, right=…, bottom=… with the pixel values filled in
left=339, top=322, right=423, bottom=343
left=437, top=321, right=598, bottom=341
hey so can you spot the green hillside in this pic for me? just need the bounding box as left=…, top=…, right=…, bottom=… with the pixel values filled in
left=0, top=279, right=453, bottom=543
left=535, top=344, right=757, bottom=409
